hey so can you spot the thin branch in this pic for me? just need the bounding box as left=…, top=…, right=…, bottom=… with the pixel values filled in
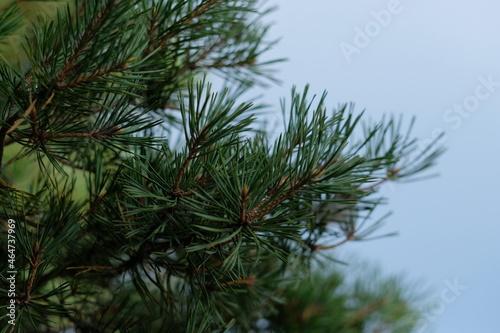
left=18, top=241, right=43, bottom=306
left=144, top=6, right=160, bottom=56
left=32, top=128, right=123, bottom=142
left=251, top=176, right=287, bottom=215
left=172, top=147, right=199, bottom=197
left=221, top=275, right=256, bottom=288
left=0, top=149, right=28, bottom=171
left=314, top=230, right=356, bottom=251
left=244, top=166, right=327, bottom=224
left=5, top=98, right=37, bottom=135
left=349, top=296, right=390, bottom=323
left=153, top=0, right=222, bottom=52
left=240, top=185, right=249, bottom=223
left=182, top=172, right=211, bottom=196
left=56, top=0, right=117, bottom=85
left=40, top=91, right=55, bottom=111
left=201, top=59, right=257, bottom=70
left=172, top=131, right=211, bottom=196
left=56, top=63, right=128, bottom=89
left=47, top=132, right=96, bottom=139
left=244, top=182, right=300, bottom=224
left=66, top=265, right=112, bottom=276
left=168, top=0, right=221, bottom=39
left=3, top=136, right=17, bottom=146
left=164, top=104, right=181, bottom=110
left=177, top=34, right=229, bottom=77
left=244, top=141, right=314, bottom=218
left=361, top=168, right=401, bottom=193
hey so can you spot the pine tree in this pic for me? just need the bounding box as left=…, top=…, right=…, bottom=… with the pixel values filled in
left=0, top=1, right=443, bottom=332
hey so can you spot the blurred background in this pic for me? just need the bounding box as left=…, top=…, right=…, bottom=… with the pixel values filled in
left=251, top=1, right=500, bottom=332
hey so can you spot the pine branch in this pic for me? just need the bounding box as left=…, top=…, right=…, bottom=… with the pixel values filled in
left=0, top=2, right=440, bottom=331
left=56, top=62, right=129, bottom=89
left=18, top=241, right=43, bottom=306
left=313, top=229, right=356, bottom=251
left=221, top=275, right=256, bottom=288
left=173, top=139, right=204, bottom=197
left=244, top=163, right=328, bottom=224
left=56, top=0, right=119, bottom=85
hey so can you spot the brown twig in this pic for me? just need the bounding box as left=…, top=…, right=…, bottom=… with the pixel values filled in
left=40, top=91, right=55, bottom=111
left=164, top=104, right=181, bottom=110
left=18, top=241, right=43, bottom=306
left=242, top=142, right=337, bottom=225
left=349, top=296, right=390, bottom=322
left=312, top=227, right=357, bottom=251
left=244, top=165, right=327, bottom=225
left=56, top=63, right=127, bottom=89
left=182, top=172, right=212, bottom=196
left=221, top=275, right=256, bottom=288
left=0, top=148, right=31, bottom=171
left=201, top=59, right=256, bottom=69
left=177, top=34, right=229, bottom=77
left=0, top=97, right=37, bottom=173
left=170, top=0, right=221, bottom=36
left=66, top=265, right=112, bottom=276
left=250, top=176, right=288, bottom=215
left=147, top=0, right=222, bottom=56
left=244, top=181, right=300, bottom=224
left=3, top=136, right=18, bottom=147
left=31, top=127, right=122, bottom=143
left=362, top=168, right=401, bottom=193
left=239, top=185, right=249, bottom=224
left=144, top=6, right=160, bottom=56
left=5, top=98, right=37, bottom=135
left=172, top=147, right=199, bottom=197
left=172, top=131, right=211, bottom=196
left=56, top=0, right=117, bottom=85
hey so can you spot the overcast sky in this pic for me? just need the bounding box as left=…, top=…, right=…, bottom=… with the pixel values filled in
left=252, top=1, right=500, bottom=332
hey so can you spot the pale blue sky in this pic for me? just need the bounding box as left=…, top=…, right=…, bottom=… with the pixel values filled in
left=253, top=1, right=500, bottom=332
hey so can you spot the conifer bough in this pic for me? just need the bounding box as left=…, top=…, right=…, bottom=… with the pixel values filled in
left=0, top=1, right=442, bottom=331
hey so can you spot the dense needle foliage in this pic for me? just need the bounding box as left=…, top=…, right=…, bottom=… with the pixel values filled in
left=0, top=1, right=442, bottom=332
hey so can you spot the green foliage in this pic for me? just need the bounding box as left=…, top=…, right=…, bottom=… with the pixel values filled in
left=265, top=263, right=423, bottom=333
left=0, top=1, right=442, bottom=332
